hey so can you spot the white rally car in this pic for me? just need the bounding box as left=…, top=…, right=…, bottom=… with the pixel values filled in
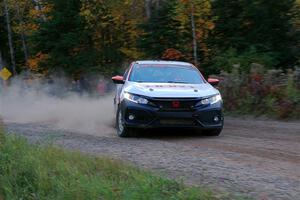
left=112, top=60, right=223, bottom=137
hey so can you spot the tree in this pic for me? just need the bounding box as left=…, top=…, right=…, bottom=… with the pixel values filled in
left=190, top=1, right=198, bottom=66
left=80, top=0, right=145, bottom=65
left=292, top=0, right=300, bottom=64
left=138, top=0, right=183, bottom=59
left=176, top=0, right=213, bottom=67
left=32, top=0, right=47, bottom=21
left=3, top=0, right=16, bottom=75
left=210, top=0, right=298, bottom=69
left=12, top=0, right=33, bottom=63
left=1, top=0, right=38, bottom=73
left=145, top=0, right=152, bottom=19
left=109, top=0, right=146, bottom=60
left=0, top=50, right=4, bottom=69
left=30, top=0, right=97, bottom=74
left=0, top=13, right=8, bottom=69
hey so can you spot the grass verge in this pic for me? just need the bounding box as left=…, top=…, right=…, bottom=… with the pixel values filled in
left=0, top=129, right=217, bottom=200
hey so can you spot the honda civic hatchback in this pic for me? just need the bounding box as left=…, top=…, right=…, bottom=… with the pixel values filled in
left=112, top=60, right=223, bottom=137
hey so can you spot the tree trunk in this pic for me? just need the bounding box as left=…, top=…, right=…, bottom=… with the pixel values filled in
left=0, top=50, right=4, bottom=70
left=0, top=50, right=4, bottom=88
left=4, top=0, right=16, bottom=75
left=16, top=3, right=29, bottom=62
left=190, top=1, right=198, bottom=67
left=155, top=0, right=160, bottom=10
left=145, top=0, right=152, bottom=19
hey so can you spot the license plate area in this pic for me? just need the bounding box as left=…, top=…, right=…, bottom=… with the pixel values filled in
left=159, top=118, right=194, bottom=126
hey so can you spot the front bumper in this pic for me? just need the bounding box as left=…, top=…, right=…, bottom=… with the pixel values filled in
left=120, top=99, right=223, bottom=129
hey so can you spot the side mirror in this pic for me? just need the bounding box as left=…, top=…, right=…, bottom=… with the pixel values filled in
left=208, top=78, right=219, bottom=86
left=112, top=75, right=125, bottom=84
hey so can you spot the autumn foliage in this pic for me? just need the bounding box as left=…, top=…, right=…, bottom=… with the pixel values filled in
left=1, top=0, right=299, bottom=76
left=161, top=48, right=184, bottom=61
left=0, top=0, right=299, bottom=119
left=27, top=52, right=49, bottom=72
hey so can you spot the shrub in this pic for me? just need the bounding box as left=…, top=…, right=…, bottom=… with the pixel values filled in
left=215, top=65, right=300, bottom=119
left=211, top=47, right=279, bottom=73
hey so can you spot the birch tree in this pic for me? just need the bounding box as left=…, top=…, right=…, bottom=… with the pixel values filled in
left=177, top=0, right=214, bottom=66
left=190, top=1, right=198, bottom=66
left=145, top=0, right=152, bottom=19
left=15, top=2, right=29, bottom=62
left=144, top=0, right=164, bottom=19
left=3, top=0, right=16, bottom=75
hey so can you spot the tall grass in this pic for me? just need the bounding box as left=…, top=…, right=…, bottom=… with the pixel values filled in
left=0, top=131, right=216, bottom=200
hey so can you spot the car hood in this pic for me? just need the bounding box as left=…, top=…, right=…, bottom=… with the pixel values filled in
left=124, top=82, right=219, bottom=98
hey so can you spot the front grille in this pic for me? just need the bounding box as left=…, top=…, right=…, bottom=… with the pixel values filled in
left=149, top=98, right=200, bottom=111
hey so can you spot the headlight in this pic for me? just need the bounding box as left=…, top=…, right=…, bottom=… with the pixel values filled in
left=200, top=94, right=222, bottom=105
left=124, top=92, right=148, bottom=104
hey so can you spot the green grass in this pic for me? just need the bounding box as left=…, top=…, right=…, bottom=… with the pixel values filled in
left=0, top=130, right=217, bottom=200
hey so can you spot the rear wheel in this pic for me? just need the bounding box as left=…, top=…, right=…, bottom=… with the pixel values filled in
left=202, top=128, right=222, bottom=136
left=116, top=106, right=133, bottom=137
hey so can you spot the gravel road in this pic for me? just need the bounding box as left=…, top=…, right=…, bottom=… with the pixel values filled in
left=4, top=117, right=300, bottom=200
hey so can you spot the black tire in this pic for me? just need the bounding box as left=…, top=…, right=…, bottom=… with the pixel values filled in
left=116, top=106, right=133, bottom=137
left=202, top=128, right=222, bottom=136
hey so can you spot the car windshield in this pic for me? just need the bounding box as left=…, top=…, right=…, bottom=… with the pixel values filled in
left=129, top=64, right=204, bottom=84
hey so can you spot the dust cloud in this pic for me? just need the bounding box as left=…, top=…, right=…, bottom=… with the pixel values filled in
left=0, top=75, right=116, bottom=136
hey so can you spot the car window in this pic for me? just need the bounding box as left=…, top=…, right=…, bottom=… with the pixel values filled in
left=129, top=64, right=204, bottom=84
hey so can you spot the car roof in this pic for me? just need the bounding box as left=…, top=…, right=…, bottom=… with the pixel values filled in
left=134, top=60, right=193, bottom=67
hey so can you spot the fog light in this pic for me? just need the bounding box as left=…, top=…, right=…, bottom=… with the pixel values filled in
left=213, top=116, right=220, bottom=122
left=128, top=114, right=135, bottom=120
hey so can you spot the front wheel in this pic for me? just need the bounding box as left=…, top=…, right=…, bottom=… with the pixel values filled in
left=116, top=107, right=133, bottom=137
left=202, top=128, right=222, bottom=136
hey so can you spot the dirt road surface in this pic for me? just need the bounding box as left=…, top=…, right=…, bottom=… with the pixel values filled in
left=5, top=117, right=300, bottom=200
